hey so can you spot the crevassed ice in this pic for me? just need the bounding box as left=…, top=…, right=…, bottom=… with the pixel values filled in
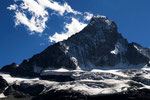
left=1, top=64, right=150, bottom=96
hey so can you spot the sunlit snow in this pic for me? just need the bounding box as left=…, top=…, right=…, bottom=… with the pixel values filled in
left=1, top=65, right=150, bottom=95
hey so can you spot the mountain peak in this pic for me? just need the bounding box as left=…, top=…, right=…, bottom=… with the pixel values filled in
left=91, top=15, right=109, bottom=24
left=92, top=15, right=107, bottom=20
left=1, top=15, right=150, bottom=77
left=89, top=15, right=117, bottom=33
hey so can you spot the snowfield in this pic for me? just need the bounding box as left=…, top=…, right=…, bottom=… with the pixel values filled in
left=1, top=65, right=150, bottom=96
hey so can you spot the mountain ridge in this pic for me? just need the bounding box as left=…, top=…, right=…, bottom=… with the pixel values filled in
left=1, top=15, right=150, bottom=77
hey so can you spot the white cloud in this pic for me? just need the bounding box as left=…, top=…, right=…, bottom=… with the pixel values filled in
left=7, top=4, right=18, bottom=10
left=20, top=0, right=48, bottom=17
left=37, top=0, right=81, bottom=16
left=7, top=0, right=81, bottom=33
left=8, top=0, right=94, bottom=43
left=84, top=12, right=93, bottom=21
left=49, top=17, right=87, bottom=42
left=63, top=3, right=81, bottom=15
left=15, top=11, right=48, bottom=33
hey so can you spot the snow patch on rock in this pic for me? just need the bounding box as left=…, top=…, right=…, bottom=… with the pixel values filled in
left=111, top=41, right=126, bottom=55
left=34, top=65, right=43, bottom=73
left=0, top=93, right=6, bottom=99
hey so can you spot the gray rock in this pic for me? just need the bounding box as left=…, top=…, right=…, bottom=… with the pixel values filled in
left=0, top=76, right=8, bottom=93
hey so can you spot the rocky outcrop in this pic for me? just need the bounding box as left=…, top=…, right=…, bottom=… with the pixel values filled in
left=0, top=63, right=18, bottom=73
left=0, top=76, right=8, bottom=93
left=40, top=75, right=75, bottom=82
left=32, top=88, right=150, bottom=100
left=126, top=43, right=149, bottom=65
left=2, top=81, right=44, bottom=100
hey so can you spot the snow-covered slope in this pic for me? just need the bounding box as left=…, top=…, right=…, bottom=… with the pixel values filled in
left=1, top=65, right=150, bottom=97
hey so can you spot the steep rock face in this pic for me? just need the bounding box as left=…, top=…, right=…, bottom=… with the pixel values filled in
left=0, top=76, right=8, bottom=93
left=132, top=42, right=150, bottom=59
left=1, top=15, right=150, bottom=76
left=61, top=16, right=149, bottom=67
left=63, top=16, right=129, bottom=68
left=126, top=43, right=150, bottom=65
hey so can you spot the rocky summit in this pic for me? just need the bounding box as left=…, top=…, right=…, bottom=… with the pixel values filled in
left=0, top=15, right=150, bottom=100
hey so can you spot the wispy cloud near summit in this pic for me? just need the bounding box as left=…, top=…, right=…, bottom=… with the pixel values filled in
left=8, top=0, right=93, bottom=42
left=49, top=17, right=87, bottom=42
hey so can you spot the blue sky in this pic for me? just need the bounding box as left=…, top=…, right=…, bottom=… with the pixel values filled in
left=0, top=0, right=150, bottom=67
